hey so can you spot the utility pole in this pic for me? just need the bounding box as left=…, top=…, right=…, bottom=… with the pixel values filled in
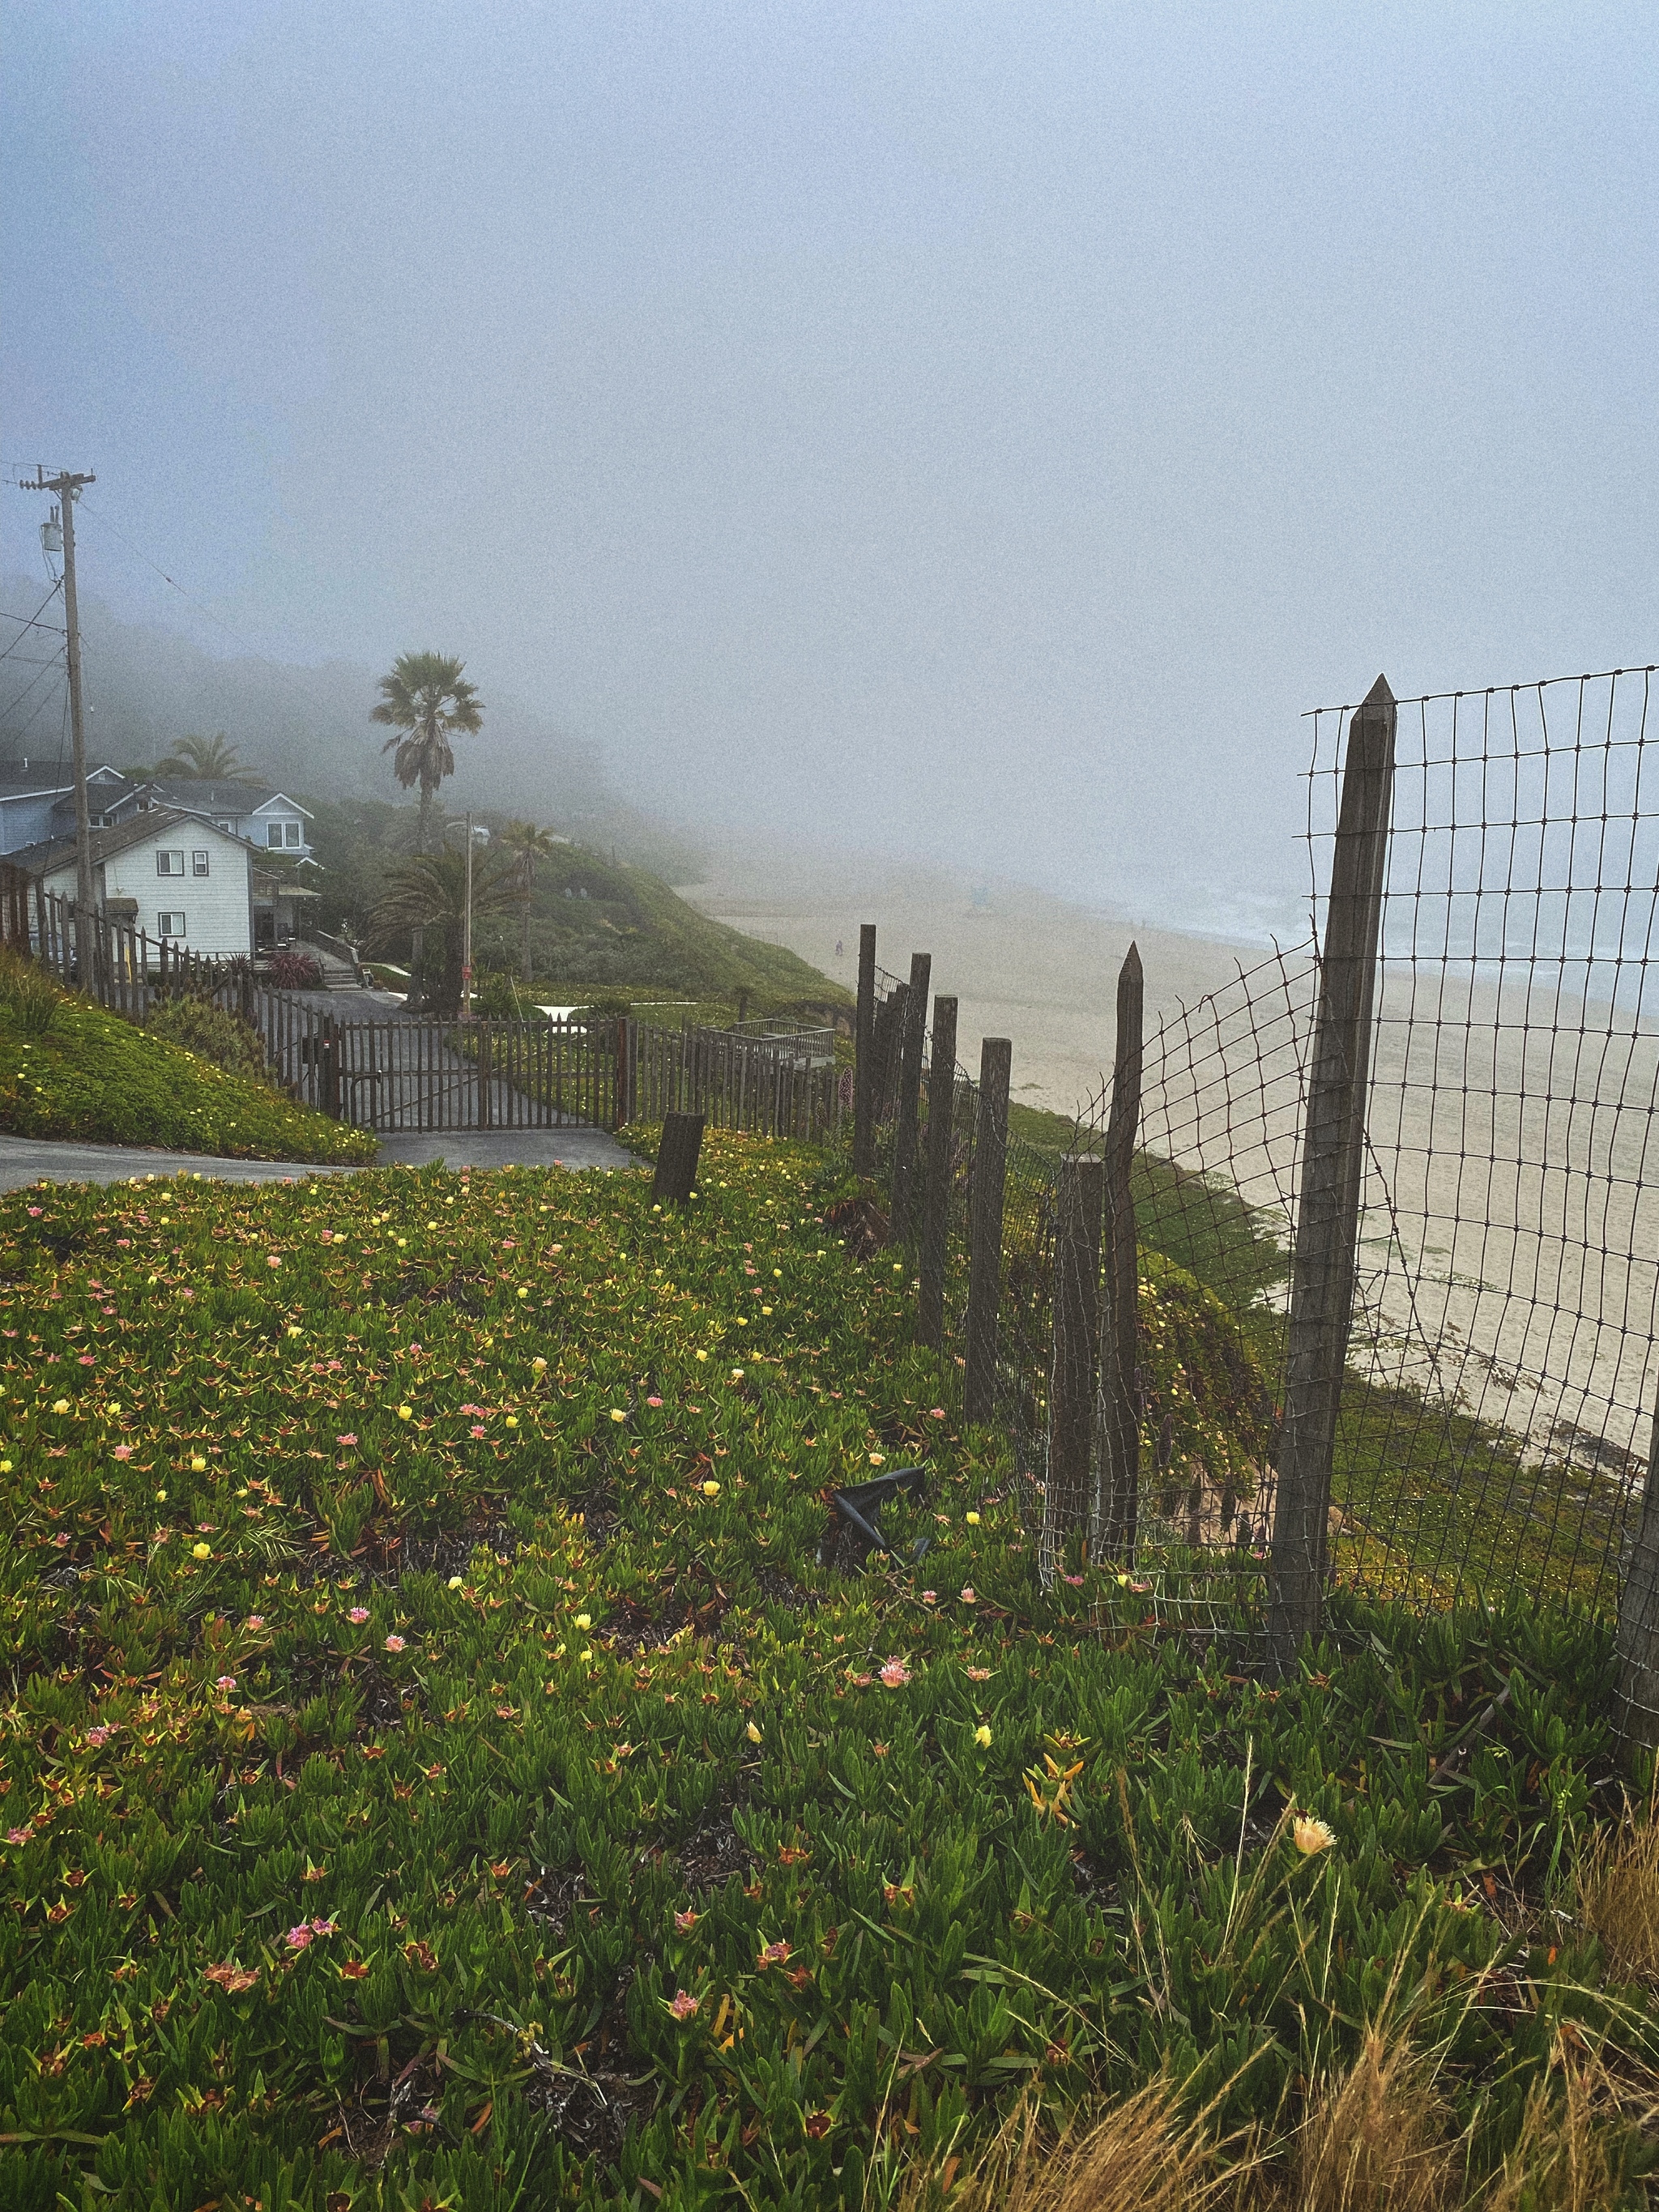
left=23, top=467, right=96, bottom=970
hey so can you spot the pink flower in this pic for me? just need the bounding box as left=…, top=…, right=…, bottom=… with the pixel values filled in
left=112, top=1445, right=133, bottom=1460
left=79, top=1353, right=95, bottom=1366
left=668, top=1989, right=700, bottom=2019
left=348, top=1607, right=370, bottom=1624
left=335, top=1434, right=357, bottom=1447
left=850, top=1673, right=873, bottom=1688
left=245, top=1616, right=265, bottom=1630
left=384, top=1634, right=406, bottom=1652
left=879, top=1659, right=911, bottom=1689
left=921, top=1590, right=937, bottom=1603
left=470, top=1424, right=486, bottom=1438
left=267, top=1256, right=281, bottom=1269
left=646, top=1396, right=663, bottom=1408
left=6, top=1827, right=32, bottom=1844
left=309, top=1917, right=339, bottom=1937
left=930, top=1408, right=946, bottom=1418
left=53, top=1532, right=69, bottom=1547
left=215, top=1675, right=237, bottom=1693
left=1063, top=1573, right=1085, bottom=1587
left=85, top=1726, right=113, bottom=1746
left=960, top=1587, right=977, bottom=1605
left=285, top=1924, right=314, bottom=1950
left=757, top=1939, right=792, bottom=1967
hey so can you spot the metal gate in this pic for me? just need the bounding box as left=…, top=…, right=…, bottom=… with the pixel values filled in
left=265, top=1013, right=620, bottom=1133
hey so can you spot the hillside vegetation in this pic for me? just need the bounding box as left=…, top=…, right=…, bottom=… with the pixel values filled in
left=303, top=797, right=848, bottom=1016
left=0, top=1133, right=1648, bottom=2209
left=0, top=965, right=376, bottom=1165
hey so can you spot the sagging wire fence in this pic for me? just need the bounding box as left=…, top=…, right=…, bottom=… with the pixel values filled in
left=851, top=663, right=1659, bottom=1730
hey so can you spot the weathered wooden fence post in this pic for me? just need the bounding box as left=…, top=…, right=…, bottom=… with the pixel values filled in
left=964, top=1037, right=1013, bottom=1427
left=890, top=952, right=932, bottom=1240
left=321, top=1013, right=340, bottom=1120
left=1042, top=1154, right=1105, bottom=1591
left=654, top=1110, right=706, bottom=1206
left=853, top=923, right=877, bottom=1175
left=917, top=993, right=959, bottom=1349
left=1269, top=674, right=1396, bottom=1674
left=1615, top=1368, right=1659, bottom=1766
left=1096, top=944, right=1144, bottom=1558
left=876, top=982, right=907, bottom=1125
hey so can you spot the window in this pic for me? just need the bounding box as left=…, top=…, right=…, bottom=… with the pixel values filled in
left=156, top=850, right=184, bottom=876
left=214, top=819, right=234, bottom=833
left=267, top=821, right=284, bottom=847
left=192, top=850, right=211, bottom=877
left=156, top=912, right=186, bottom=938
left=284, top=820, right=301, bottom=848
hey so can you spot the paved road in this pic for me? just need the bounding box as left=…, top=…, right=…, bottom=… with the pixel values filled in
left=0, top=1125, right=636, bottom=1191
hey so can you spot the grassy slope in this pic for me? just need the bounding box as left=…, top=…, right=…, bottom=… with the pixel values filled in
left=0, top=993, right=377, bottom=1165
left=0, top=1134, right=1644, bottom=2210
left=304, top=797, right=849, bottom=1016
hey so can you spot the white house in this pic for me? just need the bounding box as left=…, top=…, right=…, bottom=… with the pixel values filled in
left=11, top=809, right=257, bottom=958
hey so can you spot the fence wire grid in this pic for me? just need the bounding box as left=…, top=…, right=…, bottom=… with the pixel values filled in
left=862, top=660, right=1659, bottom=1644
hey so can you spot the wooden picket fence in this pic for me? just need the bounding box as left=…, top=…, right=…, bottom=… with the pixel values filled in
left=1, top=869, right=845, bottom=1143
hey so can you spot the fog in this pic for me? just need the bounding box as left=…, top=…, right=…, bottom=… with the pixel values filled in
left=4, top=2, right=1657, bottom=942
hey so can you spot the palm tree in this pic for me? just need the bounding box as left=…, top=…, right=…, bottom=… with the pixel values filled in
left=371, top=652, right=484, bottom=855
left=501, top=819, right=558, bottom=983
left=372, top=652, right=482, bottom=1010
left=363, top=849, right=515, bottom=1016
left=154, top=732, right=244, bottom=780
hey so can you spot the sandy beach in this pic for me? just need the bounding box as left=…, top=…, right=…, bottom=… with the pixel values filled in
left=689, top=846, right=1659, bottom=1468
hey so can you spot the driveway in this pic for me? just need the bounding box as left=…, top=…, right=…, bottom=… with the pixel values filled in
left=0, top=1125, right=636, bottom=1191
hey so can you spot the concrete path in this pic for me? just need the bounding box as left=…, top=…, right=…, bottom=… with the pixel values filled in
left=0, top=1125, right=636, bottom=1191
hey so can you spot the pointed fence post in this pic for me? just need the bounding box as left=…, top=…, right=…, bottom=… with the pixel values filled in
left=1042, top=1154, right=1105, bottom=1590
left=1097, top=944, right=1144, bottom=1558
left=964, top=1038, right=1012, bottom=1427
left=1269, top=675, right=1396, bottom=1674
left=917, top=994, right=959, bottom=1349
left=890, top=952, right=932, bottom=1241
left=853, top=924, right=877, bottom=1174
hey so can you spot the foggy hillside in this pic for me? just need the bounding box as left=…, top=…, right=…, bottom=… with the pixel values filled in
left=0, top=573, right=705, bottom=881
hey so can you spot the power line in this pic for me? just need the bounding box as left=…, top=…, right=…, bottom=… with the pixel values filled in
left=0, top=580, right=66, bottom=661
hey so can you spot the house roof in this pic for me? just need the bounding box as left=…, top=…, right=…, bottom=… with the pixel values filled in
left=7, top=808, right=256, bottom=881
left=124, top=778, right=313, bottom=818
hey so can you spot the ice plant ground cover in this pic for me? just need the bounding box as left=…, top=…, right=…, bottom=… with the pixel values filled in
left=0, top=1132, right=1653, bottom=2208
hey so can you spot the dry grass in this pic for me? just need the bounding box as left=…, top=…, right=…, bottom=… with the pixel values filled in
left=1483, top=2063, right=1623, bottom=2212
left=1291, top=2028, right=1456, bottom=2211
left=1578, top=1800, right=1659, bottom=1987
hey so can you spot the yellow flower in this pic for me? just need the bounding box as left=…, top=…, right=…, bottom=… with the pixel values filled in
left=156, top=1488, right=167, bottom=1502
left=517, top=1286, right=529, bottom=1299
left=736, top=1316, right=748, bottom=1327
left=51, top=1399, right=70, bottom=1415
left=574, top=1613, right=592, bottom=1630
left=447, top=1575, right=463, bottom=1589
left=532, top=1356, right=548, bottom=1371
left=761, top=1306, right=772, bottom=1316
left=192, top=1541, right=211, bottom=1561
left=695, top=1350, right=709, bottom=1362
left=287, top=1325, right=303, bottom=1338
left=745, top=1720, right=762, bottom=1744
left=966, top=1511, right=981, bottom=1526
left=975, top=1724, right=992, bottom=1749
left=505, top=1414, right=519, bottom=1429
left=397, top=1404, right=412, bottom=1421
left=190, top=1455, right=207, bottom=1472
left=1293, top=1814, right=1336, bottom=1857
left=702, top=1480, right=720, bottom=1498
left=868, top=1452, right=885, bottom=1467
left=610, top=1409, right=627, bottom=1423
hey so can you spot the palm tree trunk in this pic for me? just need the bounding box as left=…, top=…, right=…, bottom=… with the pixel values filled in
left=522, top=866, right=533, bottom=985
left=408, top=783, right=433, bottom=1010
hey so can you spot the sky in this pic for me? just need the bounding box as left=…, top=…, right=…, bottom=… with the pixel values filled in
left=4, top=1, right=1657, bottom=940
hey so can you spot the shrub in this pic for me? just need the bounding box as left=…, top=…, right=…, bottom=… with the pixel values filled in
left=0, top=944, right=59, bottom=1036
left=268, top=948, right=324, bottom=991
left=144, top=993, right=271, bottom=1082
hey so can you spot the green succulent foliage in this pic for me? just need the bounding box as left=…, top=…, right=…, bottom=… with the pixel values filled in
left=0, top=1136, right=1647, bottom=2209
left=0, top=980, right=375, bottom=1164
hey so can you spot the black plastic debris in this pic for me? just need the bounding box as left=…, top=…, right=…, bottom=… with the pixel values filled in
left=816, top=1465, right=931, bottom=1574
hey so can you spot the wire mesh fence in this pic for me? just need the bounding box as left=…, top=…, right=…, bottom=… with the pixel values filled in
left=854, top=660, right=1659, bottom=1687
